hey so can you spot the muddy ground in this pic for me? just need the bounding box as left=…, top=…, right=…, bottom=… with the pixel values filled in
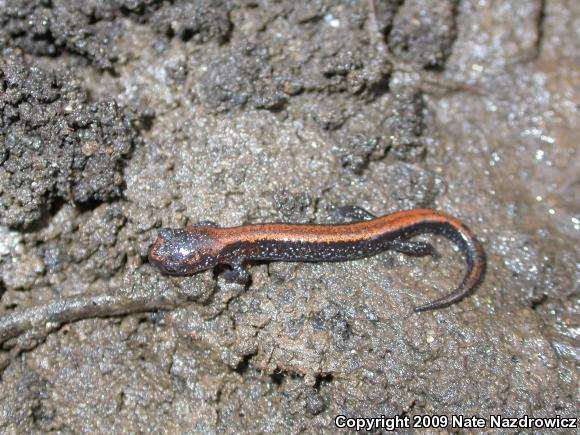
left=0, top=0, right=578, bottom=432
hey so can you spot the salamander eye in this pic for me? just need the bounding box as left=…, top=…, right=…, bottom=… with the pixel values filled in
left=158, top=228, right=173, bottom=241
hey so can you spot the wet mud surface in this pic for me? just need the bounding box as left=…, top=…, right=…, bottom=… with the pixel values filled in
left=0, top=0, right=578, bottom=432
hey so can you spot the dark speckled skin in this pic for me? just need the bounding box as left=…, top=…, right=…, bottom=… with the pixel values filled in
left=148, top=209, right=486, bottom=312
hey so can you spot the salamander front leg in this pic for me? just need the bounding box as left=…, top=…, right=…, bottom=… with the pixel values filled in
left=330, top=205, right=377, bottom=223
left=221, top=262, right=251, bottom=285
left=390, top=238, right=440, bottom=258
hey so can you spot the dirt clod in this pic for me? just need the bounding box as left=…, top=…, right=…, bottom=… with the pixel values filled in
left=0, top=0, right=578, bottom=432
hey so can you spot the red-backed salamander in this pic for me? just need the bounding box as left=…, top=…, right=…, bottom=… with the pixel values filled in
left=148, top=207, right=486, bottom=312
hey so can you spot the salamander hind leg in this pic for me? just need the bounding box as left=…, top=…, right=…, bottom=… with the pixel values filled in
left=195, top=220, right=219, bottom=227
left=390, top=238, right=440, bottom=258
left=330, top=205, right=377, bottom=223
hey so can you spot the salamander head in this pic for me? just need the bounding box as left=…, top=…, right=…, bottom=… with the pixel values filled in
left=148, top=227, right=220, bottom=275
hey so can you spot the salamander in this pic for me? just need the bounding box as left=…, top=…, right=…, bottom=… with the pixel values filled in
left=148, top=207, right=485, bottom=312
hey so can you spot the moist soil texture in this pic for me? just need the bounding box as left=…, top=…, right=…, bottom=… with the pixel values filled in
left=0, top=0, right=578, bottom=432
